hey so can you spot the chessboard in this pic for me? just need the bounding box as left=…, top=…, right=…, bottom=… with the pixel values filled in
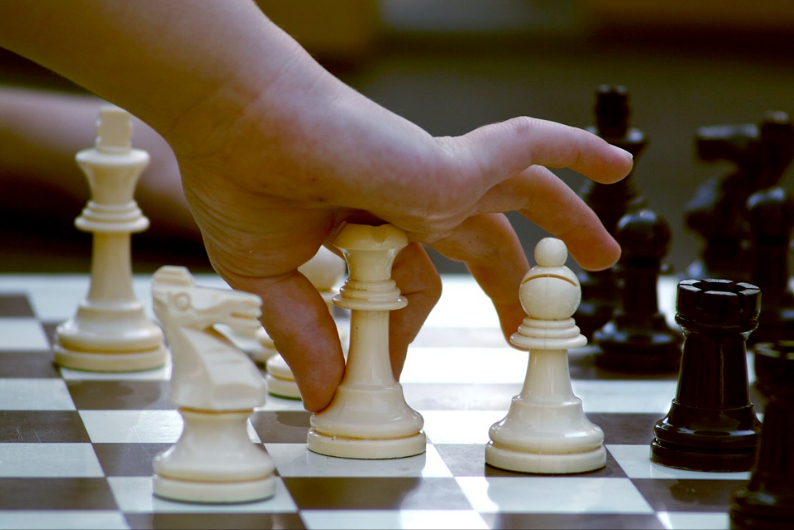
left=0, top=272, right=760, bottom=530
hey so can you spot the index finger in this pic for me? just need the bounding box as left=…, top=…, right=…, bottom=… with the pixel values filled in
left=427, top=213, right=529, bottom=343
left=475, top=165, right=620, bottom=271
left=459, top=116, right=633, bottom=187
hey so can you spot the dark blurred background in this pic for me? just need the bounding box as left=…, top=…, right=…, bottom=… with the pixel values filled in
left=3, top=0, right=794, bottom=276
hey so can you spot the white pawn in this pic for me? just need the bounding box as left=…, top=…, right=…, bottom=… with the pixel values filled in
left=265, top=246, right=348, bottom=399
left=307, top=223, right=425, bottom=459
left=485, top=237, right=606, bottom=474
left=54, top=106, right=167, bottom=372
left=151, top=266, right=275, bottom=503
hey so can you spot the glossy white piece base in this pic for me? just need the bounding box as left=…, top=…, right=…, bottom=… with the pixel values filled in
left=53, top=345, right=167, bottom=372
left=153, top=409, right=275, bottom=504
left=486, top=349, right=606, bottom=474
left=265, top=354, right=301, bottom=399
left=307, top=429, right=427, bottom=460
left=308, top=380, right=426, bottom=459
left=54, top=232, right=167, bottom=374
left=153, top=474, right=276, bottom=504
left=485, top=442, right=606, bottom=474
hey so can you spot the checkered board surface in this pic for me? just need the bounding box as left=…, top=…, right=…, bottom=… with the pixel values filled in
left=0, top=273, right=761, bottom=530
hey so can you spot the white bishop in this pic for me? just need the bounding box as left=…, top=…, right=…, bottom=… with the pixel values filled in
left=486, top=237, right=606, bottom=474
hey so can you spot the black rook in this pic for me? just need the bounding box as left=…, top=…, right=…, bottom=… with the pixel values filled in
left=651, top=279, right=761, bottom=471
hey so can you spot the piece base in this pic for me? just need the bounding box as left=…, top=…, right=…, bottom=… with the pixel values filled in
left=731, top=485, right=794, bottom=527
left=730, top=508, right=794, bottom=530
left=53, top=345, right=167, bottom=372
left=265, top=373, right=302, bottom=400
left=251, top=349, right=278, bottom=364
left=485, top=442, right=606, bottom=474
left=650, top=439, right=756, bottom=472
left=307, top=429, right=426, bottom=459
left=153, top=474, right=276, bottom=504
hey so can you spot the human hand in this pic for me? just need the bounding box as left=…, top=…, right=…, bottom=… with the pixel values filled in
left=0, top=1, right=631, bottom=412
left=164, top=51, right=632, bottom=411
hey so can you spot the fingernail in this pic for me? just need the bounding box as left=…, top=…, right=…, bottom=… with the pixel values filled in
left=612, top=145, right=633, bottom=159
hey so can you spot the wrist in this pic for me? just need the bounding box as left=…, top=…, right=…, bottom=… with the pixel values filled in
left=157, top=15, right=329, bottom=163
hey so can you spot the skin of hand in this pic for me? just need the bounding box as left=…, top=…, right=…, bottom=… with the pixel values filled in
left=0, top=1, right=632, bottom=411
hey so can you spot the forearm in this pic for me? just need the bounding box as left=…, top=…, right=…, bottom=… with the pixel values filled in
left=0, top=89, right=96, bottom=193
left=0, top=0, right=311, bottom=148
left=0, top=87, right=199, bottom=239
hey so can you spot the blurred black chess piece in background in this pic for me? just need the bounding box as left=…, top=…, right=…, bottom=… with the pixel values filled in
left=592, top=208, right=683, bottom=373
left=576, top=85, right=648, bottom=339
left=730, top=339, right=794, bottom=530
left=746, top=186, right=794, bottom=345
left=684, top=111, right=794, bottom=282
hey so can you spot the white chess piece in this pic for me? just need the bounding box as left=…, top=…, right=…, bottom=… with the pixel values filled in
left=54, top=106, right=167, bottom=372
left=485, top=237, right=606, bottom=474
left=307, top=223, right=425, bottom=459
left=151, top=266, right=275, bottom=503
left=216, top=315, right=278, bottom=364
left=265, top=245, right=347, bottom=399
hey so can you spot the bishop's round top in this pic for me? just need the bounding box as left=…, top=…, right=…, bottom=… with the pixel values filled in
left=534, top=237, right=568, bottom=267
left=520, top=238, right=581, bottom=320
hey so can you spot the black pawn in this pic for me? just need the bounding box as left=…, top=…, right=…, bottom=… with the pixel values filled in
left=577, top=85, right=648, bottom=339
left=746, top=187, right=794, bottom=345
left=685, top=112, right=794, bottom=281
left=730, top=340, right=794, bottom=529
left=651, top=279, right=762, bottom=471
left=593, top=209, right=682, bottom=372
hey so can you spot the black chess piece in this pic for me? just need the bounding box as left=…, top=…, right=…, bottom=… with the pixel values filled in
left=730, top=340, right=794, bottom=530
left=746, top=187, right=794, bottom=345
left=577, top=85, right=648, bottom=339
left=685, top=111, right=794, bottom=282
left=593, top=209, right=682, bottom=372
left=651, top=279, right=762, bottom=471
left=754, top=339, right=794, bottom=411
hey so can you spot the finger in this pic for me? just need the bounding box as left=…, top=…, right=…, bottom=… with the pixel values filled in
left=475, top=165, right=620, bottom=271
left=459, top=116, right=633, bottom=186
left=229, top=271, right=345, bottom=412
left=428, top=214, right=529, bottom=342
left=389, top=242, right=442, bottom=379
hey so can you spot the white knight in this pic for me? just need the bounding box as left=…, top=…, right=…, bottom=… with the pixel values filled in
left=151, top=266, right=275, bottom=504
